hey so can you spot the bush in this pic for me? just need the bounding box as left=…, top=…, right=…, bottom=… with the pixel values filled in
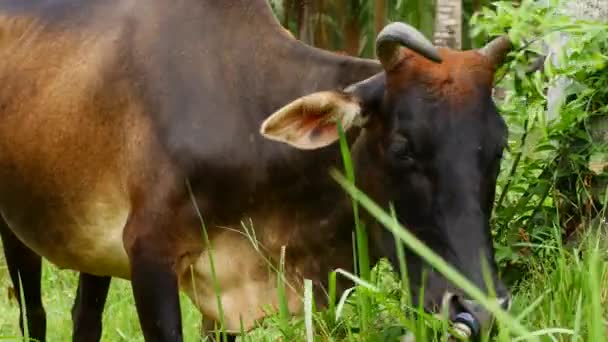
left=471, top=0, right=608, bottom=283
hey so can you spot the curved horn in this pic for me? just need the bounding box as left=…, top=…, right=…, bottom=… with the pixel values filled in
left=375, top=22, right=442, bottom=71
left=479, top=35, right=512, bottom=66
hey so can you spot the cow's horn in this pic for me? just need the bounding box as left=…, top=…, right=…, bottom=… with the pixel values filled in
left=479, top=35, right=512, bottom=66
left=376, top=22, right=442, bottom=71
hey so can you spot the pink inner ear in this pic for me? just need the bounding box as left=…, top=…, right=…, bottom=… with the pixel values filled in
left=294, top=110, right=339, bottom=145
left=298, top=111, right=335, bottom=134
left=308, top=121, right=338, bottom=139
left=261, top=90, right=360, bottom=149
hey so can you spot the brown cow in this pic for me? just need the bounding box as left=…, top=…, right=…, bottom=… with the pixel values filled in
left=0, top=1, right=512, bottom=341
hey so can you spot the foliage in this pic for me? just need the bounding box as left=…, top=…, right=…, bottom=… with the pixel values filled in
left=471, top=0, right=608, bottom=283
left=268, top=0, right=494, bottom=57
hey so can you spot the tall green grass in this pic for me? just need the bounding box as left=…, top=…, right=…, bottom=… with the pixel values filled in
left=337, top=123, right=372, bottom=334
left=0, top=214, right=606, bottom=342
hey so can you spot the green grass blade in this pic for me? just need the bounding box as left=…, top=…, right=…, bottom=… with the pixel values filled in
left=335, top=287, right=356, bottom=322
left=336, top=121, right=371, bottom=333
left=586, top=238, right=603, bottom=342
left=277, top=245, right=291, bottom=336
left=186, top=179, right=228, bottom=341
left=304, top=279, right=314, bottom=342
left=328, top=271, right=337, bottom=322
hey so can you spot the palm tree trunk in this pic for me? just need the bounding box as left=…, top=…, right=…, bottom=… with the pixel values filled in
left=473, top=0, right=482, bottom=14
left=433, top=0, right=462, bottom=49
left=374, top=0, right=387, bottom=36
left=343, top=0, right=362, bottom=56
left=297, top=0, right=314, bottom=44
left=283, top=0, right=292, bottom=28
left=313, top=0, right=330, bottom=49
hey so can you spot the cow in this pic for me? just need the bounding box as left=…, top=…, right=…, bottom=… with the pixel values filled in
left=0, top=1, right=513, bottom=341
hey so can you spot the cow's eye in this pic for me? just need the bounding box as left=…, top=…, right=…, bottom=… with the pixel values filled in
left=389, top=135, right=414, bottom=165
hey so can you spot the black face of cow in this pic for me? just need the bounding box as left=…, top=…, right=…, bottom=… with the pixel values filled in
left=375, top=69, right=509, bottom=314
left=261, top=22, right=512, bottom=336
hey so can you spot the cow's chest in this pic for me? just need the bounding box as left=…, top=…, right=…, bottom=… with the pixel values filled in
left=179, top=229, right=304, bottom=333
left=176, top=206, right=358, bottom=333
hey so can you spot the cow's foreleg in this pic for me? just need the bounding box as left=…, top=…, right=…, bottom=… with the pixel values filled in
left=124, top=199, right=185, bottom=342
left=71, top=273, right=111, bottom=342
left=129, top=249, right=183, bottom=342
left=0, top=220, right=46, bottom=342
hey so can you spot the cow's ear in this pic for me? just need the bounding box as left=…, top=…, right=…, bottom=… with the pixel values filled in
left=260, top=91, right=364, bottom=150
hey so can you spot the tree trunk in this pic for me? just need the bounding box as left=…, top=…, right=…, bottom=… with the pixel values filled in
left=472, top=0, right=482, bottom=14
left=343, top=0, right=361, bottom=56
left=313, top=0, right=330, bottom=49
left=297, top=0, right=314, bottom=44
left=433, top=0, right=462, bottom=49
left=374, top=0, right=387, bottom=36
left=564, top=0, right=608, bottom=20
left=283, top=0, right=291, bottom=28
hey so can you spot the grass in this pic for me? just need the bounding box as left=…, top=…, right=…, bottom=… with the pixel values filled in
left=0, top=258, right=203, bottom=341
left=0, top=226, right=607, bottom=341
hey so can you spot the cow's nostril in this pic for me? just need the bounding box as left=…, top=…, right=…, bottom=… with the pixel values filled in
left=453, top=311, right=480, bottom=339
left=498, top=295, right=511, bottom=311
left=439, top=293, right=481, bottom=339
left=439, top=293, right=512, bottom=340
left=451, top=295, right=512, bottom=339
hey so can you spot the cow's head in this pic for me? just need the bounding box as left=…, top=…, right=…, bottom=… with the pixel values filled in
left=261, top=22, right=512, bottom=336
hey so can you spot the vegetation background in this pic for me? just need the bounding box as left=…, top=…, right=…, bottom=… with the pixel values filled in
left=1, top=0, right=607, bottom=341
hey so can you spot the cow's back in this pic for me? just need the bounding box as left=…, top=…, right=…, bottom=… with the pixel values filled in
left=0, top=0, right=152, bottom=278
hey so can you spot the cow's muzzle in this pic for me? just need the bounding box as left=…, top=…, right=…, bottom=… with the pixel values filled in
left=400, top=293, right=511, bottom=341
left=442, top=292, right=512, bottom=340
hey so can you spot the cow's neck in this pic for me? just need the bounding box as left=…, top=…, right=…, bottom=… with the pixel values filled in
left=138, top=0, right=383, bottom=252
left=136, top=1, right=386, bottom=320
left=192, top=0, right=383, bottom=112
